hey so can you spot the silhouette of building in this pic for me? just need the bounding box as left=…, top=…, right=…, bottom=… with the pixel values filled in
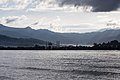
left=56, top=41, right=60, bottom=47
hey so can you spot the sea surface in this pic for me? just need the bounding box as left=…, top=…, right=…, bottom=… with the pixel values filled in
left=0, top=50, right=120, bottom=80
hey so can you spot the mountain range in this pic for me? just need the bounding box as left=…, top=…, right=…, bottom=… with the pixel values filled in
left=0, top=34, right=47, bottom=47
left=0, top=24, right=120, bottom=45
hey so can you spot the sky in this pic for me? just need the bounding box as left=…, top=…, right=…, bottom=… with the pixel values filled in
left=0, top=0, right=120, bottom=33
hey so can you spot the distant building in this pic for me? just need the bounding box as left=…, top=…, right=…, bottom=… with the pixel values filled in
left=45, top=42, right=53, bottom=49
left=56, top=41, right=60, bottom=47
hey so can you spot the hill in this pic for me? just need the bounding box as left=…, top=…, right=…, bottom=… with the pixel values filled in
left=0, top=34, right=47, bottom=47
left=0, top=24, right=120, bottom=45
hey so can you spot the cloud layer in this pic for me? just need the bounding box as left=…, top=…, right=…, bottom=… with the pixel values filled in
left=0, top=0, right=120, bottom=12
left=0, top=15, right=27, bottom=24
left=58, top=0, right=120, bottom=12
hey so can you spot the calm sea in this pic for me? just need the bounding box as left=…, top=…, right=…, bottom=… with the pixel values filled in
left=0, top=50, right=120, bottom=80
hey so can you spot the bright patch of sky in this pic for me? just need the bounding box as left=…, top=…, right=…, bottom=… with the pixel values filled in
left=0, top=0, right=120, bottom=33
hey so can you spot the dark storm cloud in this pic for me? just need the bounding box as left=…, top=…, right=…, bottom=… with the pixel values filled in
left=57, top=0, right=120, bottom=12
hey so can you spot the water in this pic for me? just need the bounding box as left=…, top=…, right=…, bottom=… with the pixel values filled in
left=0, top=50, right=120, bottom=80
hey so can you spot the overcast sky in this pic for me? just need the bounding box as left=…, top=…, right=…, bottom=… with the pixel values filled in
left=0, top=0, right=120, bottom=33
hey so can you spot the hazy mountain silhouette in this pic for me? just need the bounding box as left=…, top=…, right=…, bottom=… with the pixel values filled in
left=0, top=34, right=47, bottom=47
left=0, top=24, right=73, bottom=44
left=0, top=24, right=120, bottom=45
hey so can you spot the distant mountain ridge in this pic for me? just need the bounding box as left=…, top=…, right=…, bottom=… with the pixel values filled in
left=0, top=34, right=47, bottom=47
left=0, top=24, right=120, bottom=45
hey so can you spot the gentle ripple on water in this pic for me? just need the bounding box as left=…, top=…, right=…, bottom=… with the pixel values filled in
left=0, top=50, right=120, bottom=80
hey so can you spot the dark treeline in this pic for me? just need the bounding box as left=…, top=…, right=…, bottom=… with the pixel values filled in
left=0, top=40, right=120, bottom=50
left=0, top=45, right=92, bottom=50
left=93, top=40, right=120, bottom=50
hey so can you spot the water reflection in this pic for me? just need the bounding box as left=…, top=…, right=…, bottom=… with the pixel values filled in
left=0, top=50, right=120, bottom=80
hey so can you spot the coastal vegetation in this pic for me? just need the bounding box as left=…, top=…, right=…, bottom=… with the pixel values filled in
left=0, top=40, right=120, bottom=50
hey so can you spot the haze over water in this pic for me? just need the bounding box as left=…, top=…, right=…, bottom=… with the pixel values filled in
left=0, top=50, right=120, bottom=80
